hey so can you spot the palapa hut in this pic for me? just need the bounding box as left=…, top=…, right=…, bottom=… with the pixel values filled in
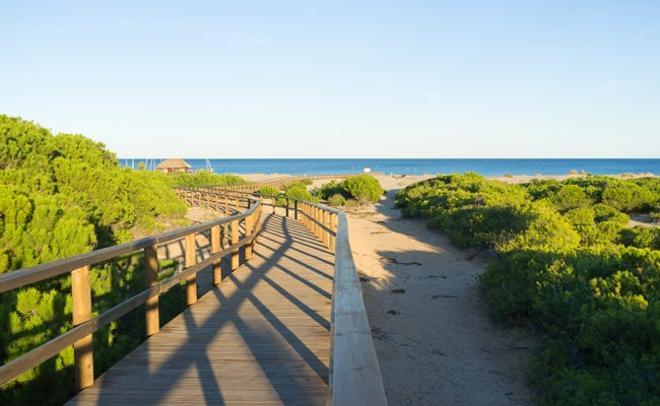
left=156, top=158, right=192, bottom=174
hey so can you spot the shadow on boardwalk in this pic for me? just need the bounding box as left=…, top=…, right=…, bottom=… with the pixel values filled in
left=68, top=213, right=334, bottom=405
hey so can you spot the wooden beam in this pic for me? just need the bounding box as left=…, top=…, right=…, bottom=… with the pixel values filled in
left=185, top=233, right=197, bottom=305
left=211, top=225, right=222, bottom=285
left=245, top=212, right=254, bottom=260
left=71, top=266, right=94, bottom=391
left=329, top=213, right=388, bottom=405
left=144, top=244, right=159, bottom=336
left=231, top=219, right=239, bottom=270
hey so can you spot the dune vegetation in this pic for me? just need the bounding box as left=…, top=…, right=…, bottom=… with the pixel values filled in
left=315, top=174, right=384, bottom=205
left=0, top=115, right=244, bottom=404
left=256, top=174, right=384, bottom=208
left=395, top=173, right=659, bottom=404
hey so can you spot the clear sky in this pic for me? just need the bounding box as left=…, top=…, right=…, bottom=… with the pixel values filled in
left=1, top=1, right=659, bottom=158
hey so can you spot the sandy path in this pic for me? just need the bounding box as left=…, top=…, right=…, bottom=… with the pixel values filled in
left=347, top=190, right=535, bottom=405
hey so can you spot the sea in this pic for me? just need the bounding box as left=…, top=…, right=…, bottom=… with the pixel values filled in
left=119, top=159, right=660, bottom=176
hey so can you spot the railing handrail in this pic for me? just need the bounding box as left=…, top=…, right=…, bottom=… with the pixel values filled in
left=328, top=210, right=387, bottom=405
left=2, top=185, right=387, bottom=405
left=235, top=189, right=387, bottom=405
left=0, top=191, right=259, bottom=294
left=0, top=190, right=261, bottom=389
left=210, top=188, right=388, bottom=404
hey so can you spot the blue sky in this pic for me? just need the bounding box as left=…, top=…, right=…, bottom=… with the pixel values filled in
left=1, top=1, right=659, bottom=158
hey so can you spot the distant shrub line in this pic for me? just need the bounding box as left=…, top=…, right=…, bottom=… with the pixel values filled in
left=256, top=174, right=384, bottom=208
left=395, top=173, right=660, bottom=404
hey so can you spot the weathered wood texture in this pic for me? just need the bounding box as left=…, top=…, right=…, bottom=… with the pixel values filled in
left=296, top=202, right=388, bottom=406
left=68, top=213, right=334, bottom=405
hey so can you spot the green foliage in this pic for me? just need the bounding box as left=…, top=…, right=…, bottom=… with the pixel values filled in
left=258, top=185, right=280, bottom=197
left=619, top=226, right=660, bottom=249
left=317, top=175, right=384, bottom=203
left=342, top=175, right=384, bottom=203
left=328, top=193, right=346, bottom=207
left=165, top=171, right=245, bottom=188
left=397, top=173, right=576, bottom=250
left=317, top=180, right=347, bottom=200
left=285, top=182, right=314, bottom=202
left=397, top=172, right=660, bottom=403
left=0, top=115, right=191, bottom=404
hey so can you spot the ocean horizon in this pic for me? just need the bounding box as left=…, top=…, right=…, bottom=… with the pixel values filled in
left=119, top=158, right=660, bottom=176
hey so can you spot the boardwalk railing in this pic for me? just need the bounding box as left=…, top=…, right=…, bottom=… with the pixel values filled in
left=213, top=187, right=388, bottom=405
left=0, top=191, right=261, bottom=392
left=1, top=185, right=387, bottom=405
left=296, top=199, right=388, bottom=405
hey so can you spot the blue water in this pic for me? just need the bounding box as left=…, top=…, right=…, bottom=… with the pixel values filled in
left=120, top=159, right=660, bottom=176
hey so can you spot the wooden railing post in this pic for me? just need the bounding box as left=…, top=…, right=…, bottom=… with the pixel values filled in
left=211, top=225, right=222, bottom=285
left=329, top=213, right=337, bottom=252
left=286, top=198, right=290, bottom=218
left=212, top=193, right=219, bottom=211
left=231, top=219, right=239, bottom=270
left=294, top=200, right=298, bottom=220
left=185, top=233, right=197, bottom=305
left=245, top=211, right=254, bottom=260
left=322, top=210, right=330, bottom=248
left=71, top=265, right=94, bottom=391
left=306, top=204, right=311, bottom=230
left=144, top=244, right=159, bottom=336
left=250, top=205, right=260, bottom=254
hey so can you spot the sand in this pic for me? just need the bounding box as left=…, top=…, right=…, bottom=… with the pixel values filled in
left=345, top=179, right=536, bottom=405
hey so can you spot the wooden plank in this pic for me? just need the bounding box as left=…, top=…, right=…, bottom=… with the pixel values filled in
left=72, top=266, right=94, bottom=391
left=328, top=212, right=387, bottom=406
left=144, top=244, right=159, bottom=336
left=231, top=219, right=239, bottom=270
left=185, top=233, right=197, bottom=305
left=211, top=225, right=222, bottom=285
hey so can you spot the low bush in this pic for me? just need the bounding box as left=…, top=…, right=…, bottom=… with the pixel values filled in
left=0, top=115, right=191, bottom=404
left=258, top=185, right=280, bottom=197
left=317, top=175, right=383, bottom=203
left=283, top=182, right=319, bottom=203
left=166, top=171, right=245, bottom=188
left=342, top=175, right=384, bottom=203
left=619, top=226, right=660, bottom=249
left=328, top=193, right=346, bottom=207
left=397, top=172, right=660, bottom=403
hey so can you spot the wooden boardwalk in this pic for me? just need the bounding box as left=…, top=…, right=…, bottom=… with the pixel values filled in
left=68, top=213, right=334, bottom=405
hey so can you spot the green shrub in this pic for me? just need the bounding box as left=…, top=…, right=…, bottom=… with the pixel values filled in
left=317, top=180, right=348, bottom=200
left=0, top=115, right=191, bottom=404
left=342, top=175, right=384, bottom=202
left=317, top=175, right=384, bottom=203
left=166, top=171, right=245, bottom=188
left=397, top=172, right=660, bottom=404
left=285, top=182, right=312, bottom=201
left=619, top=226, right=660, bottom=249
left=258, top=185, right=280, bottom=197
left=328, top=194, right=346, bottom=207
